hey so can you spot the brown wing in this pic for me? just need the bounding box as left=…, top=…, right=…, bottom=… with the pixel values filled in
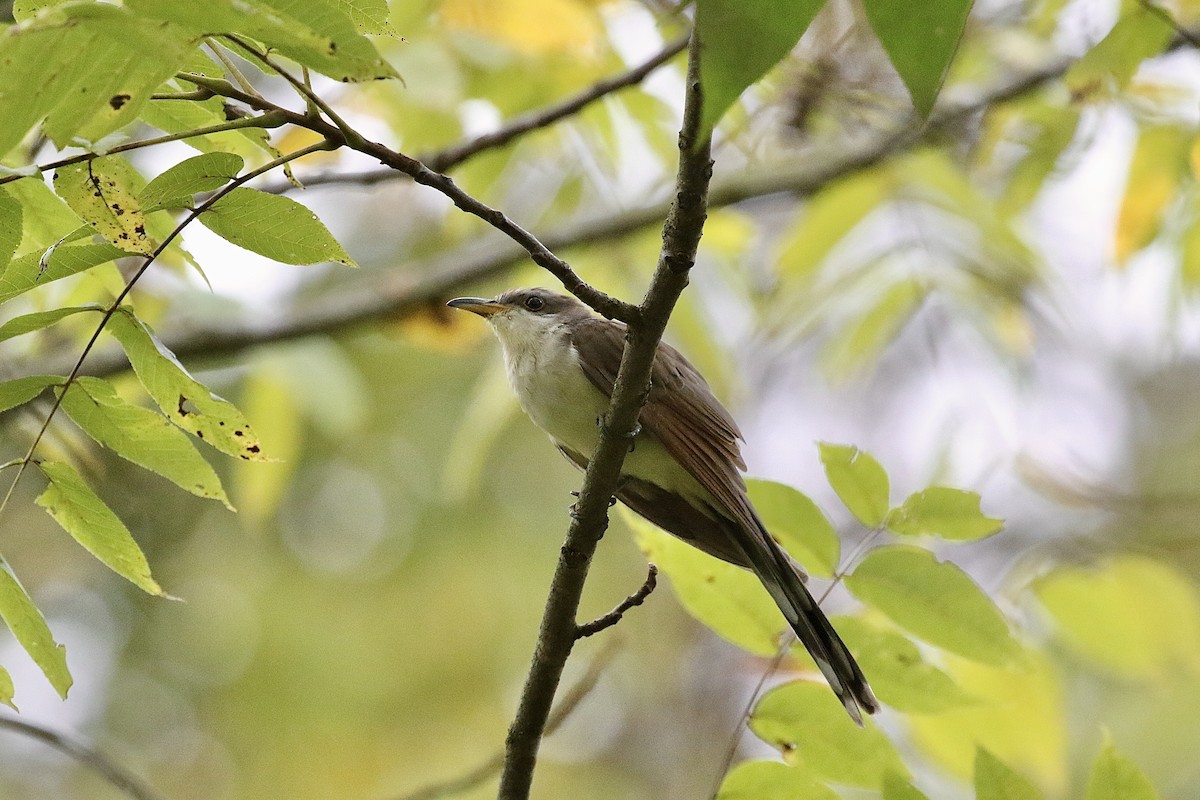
left=569, top=317, right=751, bottom=518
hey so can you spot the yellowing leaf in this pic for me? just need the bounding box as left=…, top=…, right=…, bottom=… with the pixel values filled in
left=1033, top=556, right=1200, bottom=679
left=0, top=664, right=14, bottom=710
left=35, top=460, right=163, bottom=595
left=1086, top=741, right=1159, bottom=800
left=818, top=443, right=890, bottom=527
left=107, top=310, right=270, bottom=462
left=441, top=0, right=601, bottom=55
left=885, top=487, right=1004, bottom=541
left=750, top=680, right=907, bottom=788
left=0, top=558, right=71, bottom=698
left=628, top=510, right=783, bottom=656
left=60, top=377, right=231, bottom=508
left=717, top=760, right=836, bottom=800
left=1115, top=125, right=1190, bottom=264
left=746, top=479, right=839, bottom=578
left=909, top=653, right=1066, bottom=795
left=232, top=368, right=303, bottom=523
left=845, top=545, right=1020, bottom=664
left=53, top=157, right=155, bottom=256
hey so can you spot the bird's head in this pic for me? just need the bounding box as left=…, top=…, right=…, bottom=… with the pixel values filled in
left=447, top=288, right=590, bottom=352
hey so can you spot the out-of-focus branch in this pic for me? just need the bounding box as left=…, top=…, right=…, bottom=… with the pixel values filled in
left=495, top=30, right=712, bottom=800
left=0, top=714, right=167, bottom=800
left=259, top=34, right=690, bottom=194
left=392, top=640, right=620, bottom=800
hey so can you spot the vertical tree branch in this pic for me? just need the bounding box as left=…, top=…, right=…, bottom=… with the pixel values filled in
left=495, top=31, right=712, bottom=800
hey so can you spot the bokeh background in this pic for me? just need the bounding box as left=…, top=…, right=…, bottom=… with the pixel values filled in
left=3, top=0, right=1200, bottom=798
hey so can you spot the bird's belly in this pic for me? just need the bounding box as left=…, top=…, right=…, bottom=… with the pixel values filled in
left=506, top=346, right=712, bottom=502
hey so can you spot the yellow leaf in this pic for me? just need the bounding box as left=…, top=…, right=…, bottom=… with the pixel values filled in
left=909, top=652, right=1067, bottom=796
left=440, top=0, right=602, bottom=55
left=1115, top=125, right=1190, bottom=264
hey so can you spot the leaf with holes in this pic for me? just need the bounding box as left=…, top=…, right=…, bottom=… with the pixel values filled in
left=60, top=377, right=232, bottom=508
left=0, top=305, right=102, bottom=345
left=199, top=188, right=356, bottom=266
left=139, top=152, right=244, bottom=212
left=332, top=0, right=396, bottom=35
left=53, top=157, right=155, bottom=255
left=107, top=310, right=270, bottom=462
left=846, top=545, right=1020, bottom=664
left=0, top=558, right=72, bottom=698
left=818, top=443, right=890, bottom=527
left=885, top=487, right=1003, bottom=541
left=35, top=461, right=163, bottom=595
left=0, top=374, right=61, bottom=413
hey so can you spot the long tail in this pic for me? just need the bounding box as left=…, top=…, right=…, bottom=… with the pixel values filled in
left=732, top=513, right=879, bottom=724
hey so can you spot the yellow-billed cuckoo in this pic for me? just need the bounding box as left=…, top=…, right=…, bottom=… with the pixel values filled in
left=448, top=288, right=879, bottom=723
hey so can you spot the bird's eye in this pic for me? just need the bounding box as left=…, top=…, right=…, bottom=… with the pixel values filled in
left=524, top=296, right=545, bottom=311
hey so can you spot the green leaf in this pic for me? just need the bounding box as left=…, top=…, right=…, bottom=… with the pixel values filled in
left=1066, top=6, right=1174, bottom=96
left=823, top=278, right=926, bottom=378
left=0, top=558, right=71, bottom=698
left=845, top=545, right=1019, bottom=664
left=0, top=188, right=21, bottom=267
left=828, top=616, right=975, bottom=713
left=750, top=681, right=906, bottom=788
left=107, top=310, right=270, bottom=462
left=0, top=663, right=14, bottom=710
left=1086, top=741, right=1158, bottom=800
left=817, top=443, right=890, bottom=527
left=53, top=157, right=155, bottom=256
left=884, top=487, right=1003, bottom=541
left=127, top=0, right=398, bottom=83
left=746, top=479, right=839, bottom=578
left=331, top=0, right=396, bottom=35
left=35, top=460, right=162, bottom=595
left=0, top=241, right=130, bottom=305
left=628, top=511, right=782, bottom=656
left=882, top=772, right=931, bottom=800
left=4, top=176, right=83, bottom=258
left=862, top=0, right=973, bottom=117
left=717, top=760, right=837, bottom=800
left=139, top=152, right=244, bottom=212
left=976, top=747, right=1045, bottom=800
left=695, top=0, right=827, bottom=134
left=198, top=188, right=356, bottom=266
left=0, top=3, right=193, bottom=157
left=1033, top=556, right=1200, bottom=679
left=775, top=170, right=893, bottom=283
left=0, top=374, right=61, bottom=413
left=0, top=305, right=101, bottom=345
left=60, top=377, right=232, bottom=508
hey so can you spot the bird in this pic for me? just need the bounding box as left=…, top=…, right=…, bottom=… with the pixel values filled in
left=448, top=287, right=879, bottom=723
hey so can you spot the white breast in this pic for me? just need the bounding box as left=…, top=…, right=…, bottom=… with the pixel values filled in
left=489, top=310, right=713, bottom=502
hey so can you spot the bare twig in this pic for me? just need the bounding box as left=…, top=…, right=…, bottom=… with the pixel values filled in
left=575, top=564, right=658, bottom=639
left=0, top=715, right=167, bottom=800
left=495, top=30, right=712, bottom=800
left=0, top=112, right=289, bottom=188
left=393, top=640, right=620, bottom=800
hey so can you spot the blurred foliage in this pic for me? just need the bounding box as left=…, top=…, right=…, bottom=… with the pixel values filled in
left=0, top=0, right=1199, bottom=799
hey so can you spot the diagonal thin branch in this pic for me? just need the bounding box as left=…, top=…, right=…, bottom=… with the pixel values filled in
left=0, top=715, right=167, bottom=800
left=495, top=30, right=712, bottom=800
left=575, top=563, right=658, bottom=639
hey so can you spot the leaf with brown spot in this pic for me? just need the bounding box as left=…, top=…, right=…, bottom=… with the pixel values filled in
left=53, top=156, right=155, bottom=256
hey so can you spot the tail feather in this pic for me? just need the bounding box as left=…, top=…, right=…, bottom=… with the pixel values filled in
left=732, top=514, right=879, bottom=724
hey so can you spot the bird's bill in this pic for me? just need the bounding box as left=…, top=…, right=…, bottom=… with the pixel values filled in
left=446, top=297, right=509, bottom=317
